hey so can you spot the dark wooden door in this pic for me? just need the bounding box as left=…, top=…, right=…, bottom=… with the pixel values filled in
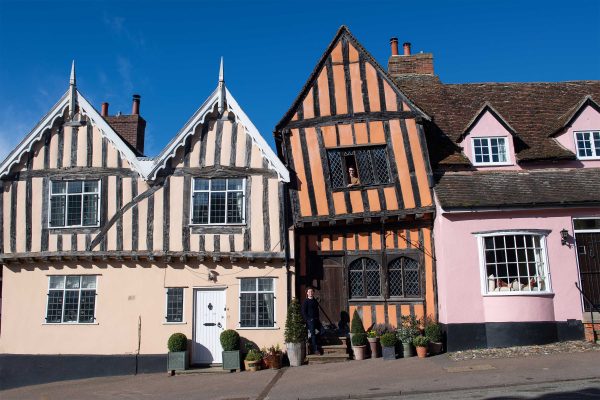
left=314, top=257, right=347, bottom=330
left=576, top=232, right=600, bottom=311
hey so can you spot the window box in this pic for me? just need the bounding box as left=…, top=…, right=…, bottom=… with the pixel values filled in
left=575, top=131, right=600, bottom=159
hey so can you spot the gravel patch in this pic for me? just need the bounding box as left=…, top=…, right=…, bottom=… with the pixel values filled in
left=448, top=340, right=600, bottom=361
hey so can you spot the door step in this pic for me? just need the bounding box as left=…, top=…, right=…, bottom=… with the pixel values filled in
left=321, top=344, right=348, bottom=356
left=306, top=354, right=349, bottom=364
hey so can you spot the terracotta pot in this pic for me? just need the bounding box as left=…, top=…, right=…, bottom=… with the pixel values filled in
left=352, top=345, right=367, bottom=360
left=416, top=346, right=428, bottom=358
left=367, top=338, right=380, bottom=358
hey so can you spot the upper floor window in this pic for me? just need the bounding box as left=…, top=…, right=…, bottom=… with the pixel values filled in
left=191, top=178, right=245, bottom=225
left=472, top=137, right=508, bottom=165
left=479, top=233, right=550, bottom=295
left=575, top=131, right=600, bottom=159
left=49, top=180, right=100, bottom=228
left=327, top=146, right=391, bottom=189
left=46, top=275, right=97, bottom=323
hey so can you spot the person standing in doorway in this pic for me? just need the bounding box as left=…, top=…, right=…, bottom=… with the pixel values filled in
left=301, top=286, right=321, bottom=355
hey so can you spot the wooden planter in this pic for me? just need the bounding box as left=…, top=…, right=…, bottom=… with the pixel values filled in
left=167, top=351, right=189, bottom=372
left=222, top=350, right=241, bottom=371
left=416, top=346, right=428, bottom=358
left=244, top=359, right=261, bottom=372
left=352, top=345, right=367, bottom=360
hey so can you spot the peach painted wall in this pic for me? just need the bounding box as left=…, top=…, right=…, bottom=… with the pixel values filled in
left=554, top=105, right=600, bottom=167
left=434, top=200, right=600, bottom=325
left=0, top=262, right=288, bottom=355
left=461, top=110, right=517, bottom=170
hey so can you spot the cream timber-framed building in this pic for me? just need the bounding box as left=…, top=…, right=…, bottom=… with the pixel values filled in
left=0, top=61, right=292, bottom=388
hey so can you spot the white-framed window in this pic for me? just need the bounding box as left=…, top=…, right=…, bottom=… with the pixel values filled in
left=49, top=180, right=100, bottom=228
left=477, top=232, right=551, bottom=295
left=190, top=178, right=245, bottom=225
left=472, top=137, right=509, bottom=165
left=46, top=275, right=97, bottom=323
left=165, top=287, right=184, bottom=323
left=574, top=131, right=600, bottom=159
left=239, top=278, right=275, bottom=328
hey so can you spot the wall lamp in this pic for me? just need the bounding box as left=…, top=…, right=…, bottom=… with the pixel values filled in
left=560, top=228, right=569, bottom=246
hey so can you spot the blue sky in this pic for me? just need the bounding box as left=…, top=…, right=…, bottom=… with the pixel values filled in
left=1, top=0, right=599, bottom=160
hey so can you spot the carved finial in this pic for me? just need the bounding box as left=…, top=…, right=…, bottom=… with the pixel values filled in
left=70, top=60, right=76, bottom=86
left=218, top=57, right=225, bottom=114
left=219, top=56, right=224, bottom=83
left=69, top=60, right=77, bottom=120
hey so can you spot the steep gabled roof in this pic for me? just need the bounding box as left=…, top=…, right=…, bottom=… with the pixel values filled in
left=396, top=79, right=600, bottom=163
left=275, top=25, right=430, bottom=132
left=0, top=63, right=151, bottom=178
left=550, top=95, right=600, bottom=137
left=458, top=102, right=518, bottom=142
left=148, top=60, right=289, bottom=182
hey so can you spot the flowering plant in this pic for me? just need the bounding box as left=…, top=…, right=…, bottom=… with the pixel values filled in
left=367, top=330, right=377, bottom=338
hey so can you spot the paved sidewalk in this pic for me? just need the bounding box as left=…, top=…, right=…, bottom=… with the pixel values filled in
left=2, top=350, right=599, bottom=400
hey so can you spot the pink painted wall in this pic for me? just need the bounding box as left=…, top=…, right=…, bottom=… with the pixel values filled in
left=461, top=110, right=517, bottom=170
left=554, top=105, right=600, bottom=167
left=434, top=200, right=600, bottom=325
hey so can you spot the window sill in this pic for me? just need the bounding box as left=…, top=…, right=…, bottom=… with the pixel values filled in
left=163, top=322, right=187, bottom=325
left=472, top=163, right=513, bottom=167
left=576, top=157, right=600, bottom=161
left=48, top=227, right=101, bottom=234
left=482, top=291, right=554, bottom=297
left=236, top=326, right=279, bottom=330
left=42, top=322, right=99, bottom=325
left=332, top=183, right=394, bottom=193
left=189, top=225, right=246, bottom=235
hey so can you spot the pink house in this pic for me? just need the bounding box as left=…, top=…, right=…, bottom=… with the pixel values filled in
left=393, top=46, right=600, bottom=350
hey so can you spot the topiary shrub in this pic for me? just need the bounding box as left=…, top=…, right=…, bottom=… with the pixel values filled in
left=351, top=332, right=367, bottom=346
left=424, top=321, right=442, bottom=343
left=350, top=309, right=366, bottom=335
left=220, top=329, right=240, bottom=351
left=380, top=332, right=398, bottom=347
left=284, top=298, right=307, bottom=343
left=167, top=333, right=188, bottom=352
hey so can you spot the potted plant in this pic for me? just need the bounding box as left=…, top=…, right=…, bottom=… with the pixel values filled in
left=220, top=329, right=241, bottom=371
left=397, top=315, right=420, bottom=358
left=263, top=344, right=283, bottom=369
left=367, top=330, right=380, bottom=358
left=284, top=298, right=307, bottom=367
left=167, top=332, right=189, bottom=373
left=350, top=310, right=367, bottom=360
left=380, top=332, right=398, bottom=360
left=424, top=317, right=443, bottom=355
left=244, top=348, right=263, bottom=372
left=413, top=335, right=429, bottom=358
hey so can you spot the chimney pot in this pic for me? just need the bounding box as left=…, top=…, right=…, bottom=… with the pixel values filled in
left=101, top=102, right=109, bottom=117
left=403, top=42, right=411, bottom=56
left=132, top=94, right=141, bottom=115
left=390, top=37, right=399, bottom=56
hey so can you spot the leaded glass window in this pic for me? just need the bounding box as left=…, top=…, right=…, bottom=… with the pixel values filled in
left=166, top=288, right=184, bottom=322
left=240, top=278, right=275, bottom=327
left=191, top=178, right=245, bottom=224
left=326, top=145, right=392, bottom=189
left=388, top=257, right=421, bottom=298
left=46, top=275, right=97, bottom=323
left=349, top=258, right=381, bottom=299
left=49, top=180, right=100, bottom=227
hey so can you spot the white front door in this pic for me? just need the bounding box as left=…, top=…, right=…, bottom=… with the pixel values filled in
left=193, top=288, right=226, bottom=365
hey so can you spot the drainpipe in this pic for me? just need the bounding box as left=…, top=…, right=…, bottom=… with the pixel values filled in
left=283, top=181, right=292, bottom=304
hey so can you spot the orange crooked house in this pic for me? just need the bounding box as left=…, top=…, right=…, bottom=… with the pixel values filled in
left=275, top=27, right=437, bottom=331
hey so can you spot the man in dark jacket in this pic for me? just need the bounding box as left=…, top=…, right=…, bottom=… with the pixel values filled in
left=301, top=287, right=321, bottom=354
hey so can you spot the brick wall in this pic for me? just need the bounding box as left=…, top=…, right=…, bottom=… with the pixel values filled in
left=583, top=322, right=600, bottom=342
left=388, top=53, right=434, bottom=76
left=105, top=115, right=146, bottom=154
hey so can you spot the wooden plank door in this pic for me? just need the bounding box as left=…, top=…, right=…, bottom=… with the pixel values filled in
left=576, top=232, right=600, bottom=311
left=193, top=288, right=226, bottom=365
left=314, top=256, right=348, bottom=331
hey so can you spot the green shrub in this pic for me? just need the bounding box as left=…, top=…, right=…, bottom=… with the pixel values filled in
left=424, top=321, right=442, bottom=343
left=350, top=309, right=366, bottom=334
left=380, top=332, right=397, bottom=347
left=220, top=329, right=240, bottom=351
left=351, top=332, right=368, bottom=346
left=167, top=333, right=187, bottom=352
left=245, top=348, right=262, bottom=361
left=397, top=315, right=421, bottom=343
left=284, top=298, right=307, bottom=343
left=412, top=335, right=429, bottom=348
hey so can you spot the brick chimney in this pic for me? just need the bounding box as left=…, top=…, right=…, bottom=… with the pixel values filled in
left=103, top=95, right=147, bottom=155
left=388, top=39, right=434, bottom=77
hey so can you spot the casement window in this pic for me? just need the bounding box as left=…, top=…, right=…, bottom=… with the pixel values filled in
left=479, top=233, right=550, bottom=294
left=49, top=180, right=100, bottom=228
left=349, top=256, right=423, bottom=300
left=191, top=178, right=245, bottom=225
left=46, top=275, right=97, bottom=323
left=327, top=146, right=391, bottom=189
left=575, top=131, right=600, bottom=159
left=239, top=278, right=275, bottom=328
left=165, top=288, right=184, bottom=323
left=472, top=137, right=508, bottom=165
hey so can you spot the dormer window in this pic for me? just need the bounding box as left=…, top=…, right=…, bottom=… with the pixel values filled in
left=575, top=131, right=600, bottom=159
left=472, top=137, right=508, bottom=165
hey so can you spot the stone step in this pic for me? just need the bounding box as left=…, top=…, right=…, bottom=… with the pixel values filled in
left=321, top=344, right=349, bottom=356
left=306, top=354, right=349, bottom=364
